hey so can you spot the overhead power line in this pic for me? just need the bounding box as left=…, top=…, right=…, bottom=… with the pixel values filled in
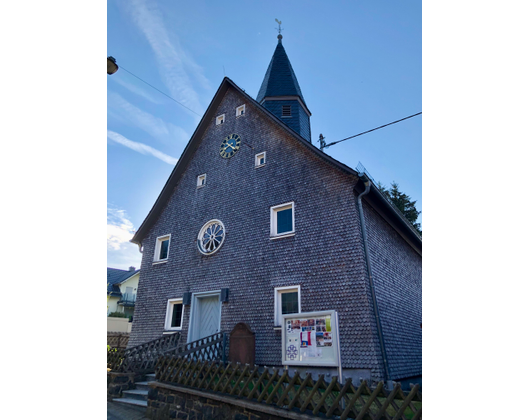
left=321, top=112, right=422, bottom=150
left=118, top=65, right=202, bottom=117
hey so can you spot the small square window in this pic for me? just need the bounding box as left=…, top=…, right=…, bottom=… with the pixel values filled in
left=274, top=286, right=300, bottom=326
left=236, top=105, right=245, bottom=117
left=165, top=298, right=183, bottom=330
left=270, top=202, right=295, bottom=237
left=255, top=152, right=266, bottom=167
left=197, top=174, right=206, bottom=188
left=216, top=114, right=225, bottom=125
left=154, top=234, right=171, bottom=262
left=282, top=105, right=291, bottom=117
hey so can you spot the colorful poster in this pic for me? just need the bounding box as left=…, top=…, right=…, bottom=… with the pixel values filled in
left=300, top=331, right=316, bottom=358
left=291, top=320, right=301, bottom=331
left=316, top=332, right=325, bottom=347
left=323, top=332, right=333, bottom=346
left=325, top=316, right=332, bottom=332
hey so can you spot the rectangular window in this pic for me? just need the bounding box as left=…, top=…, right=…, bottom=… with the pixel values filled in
left=282, top=105, right=291, bottom=117
left=255, top=152, right=266, bottom=167
left=154, top=234, right=171, bottom=262
left=236, top=104, right=245, bottom=117
left=274, top=286, right=301, bottom=326
left=165, top=298, right=183, bottom=330
left=197, top=174, right=206, bottom=187
left=216, top=114, right=225, bottom=125
left=271, top=202, right=295, bottom=237
left=171, top=304, right=183, bottom=327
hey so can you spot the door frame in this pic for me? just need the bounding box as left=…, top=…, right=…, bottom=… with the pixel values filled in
left=187, top=290, right=222, bottom=343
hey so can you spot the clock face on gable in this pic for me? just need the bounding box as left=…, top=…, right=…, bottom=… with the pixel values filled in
left=219, top=134, right=241, bottom=158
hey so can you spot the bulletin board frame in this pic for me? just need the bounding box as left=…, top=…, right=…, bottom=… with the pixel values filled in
left=281, top=310, right=341, bottom=367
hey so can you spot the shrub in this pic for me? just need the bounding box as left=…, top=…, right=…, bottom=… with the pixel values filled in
left=108, top=311, right=128, bottom=318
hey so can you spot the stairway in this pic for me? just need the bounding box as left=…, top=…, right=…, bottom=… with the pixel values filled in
left=113, top=373, right=156, bottom=408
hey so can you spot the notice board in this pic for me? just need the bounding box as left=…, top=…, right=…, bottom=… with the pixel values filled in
left=281, top=310, right=340, bottom=367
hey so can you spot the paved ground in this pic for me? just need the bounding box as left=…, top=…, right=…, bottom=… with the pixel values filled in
left=107, top=401, right=148, bottom=420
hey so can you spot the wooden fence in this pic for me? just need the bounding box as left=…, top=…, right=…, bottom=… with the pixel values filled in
left=107, top=332, right=130, bottom=349
left=107, top=332, right=227, bottom=374
left=119, top=332, right=181, bottom=374
left=155, top=357, right=421, bottom=420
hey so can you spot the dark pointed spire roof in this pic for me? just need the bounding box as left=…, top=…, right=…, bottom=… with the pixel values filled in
left=256, top=35, right=307, bottom=106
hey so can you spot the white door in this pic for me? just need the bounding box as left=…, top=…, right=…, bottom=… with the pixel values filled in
left=190, top=293, right=221, bottom=342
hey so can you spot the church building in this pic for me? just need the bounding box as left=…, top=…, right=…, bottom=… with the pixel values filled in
left=128, top=34, right=422, bottom=385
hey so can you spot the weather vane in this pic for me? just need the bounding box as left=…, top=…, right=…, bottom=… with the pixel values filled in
left=275, top=19, right=282, bottom=35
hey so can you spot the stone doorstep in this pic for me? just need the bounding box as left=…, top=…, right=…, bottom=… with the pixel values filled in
left=135, top=381, right=151, bottom=391
left=123, top=389, right=149, bottom=402
left=113, top=398, right=148, bottom=408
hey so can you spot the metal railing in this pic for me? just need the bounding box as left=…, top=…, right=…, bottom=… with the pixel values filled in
left=118, top=293, right=136, bottom=306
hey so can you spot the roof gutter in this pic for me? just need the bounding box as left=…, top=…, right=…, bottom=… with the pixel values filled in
left=356, top=174, right=391, bottom=385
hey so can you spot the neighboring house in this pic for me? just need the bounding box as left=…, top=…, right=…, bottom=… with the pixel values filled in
left=107, top=267, right=140, bottom=319
left=127, top=35, right=421, bottom=384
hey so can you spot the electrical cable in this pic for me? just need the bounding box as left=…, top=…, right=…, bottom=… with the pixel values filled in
left=118, top=65, right=202, bottom=117
left=116, top=63, right=420, bottom=139
left=324, top=112, right=422, bottom=148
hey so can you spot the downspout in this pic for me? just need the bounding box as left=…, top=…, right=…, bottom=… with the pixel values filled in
left=356, top=175, right=391, bottom=386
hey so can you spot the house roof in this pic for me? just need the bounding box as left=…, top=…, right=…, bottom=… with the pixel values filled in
left=107, top=267, right=139, bottom=295
left=256, top=36, right=308, bottom=108
left=130, top=77, right=421, bottom=254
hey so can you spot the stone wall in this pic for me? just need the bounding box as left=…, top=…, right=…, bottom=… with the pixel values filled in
left=107, top=372, right=142, bottom=401
left=147, top=382, right=317, bottom=420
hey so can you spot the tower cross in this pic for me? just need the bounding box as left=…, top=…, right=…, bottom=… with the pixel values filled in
left=275, top=19, right=282, bottom=34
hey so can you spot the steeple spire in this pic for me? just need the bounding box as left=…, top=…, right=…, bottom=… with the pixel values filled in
left=256, top=26, right=312, bottom=142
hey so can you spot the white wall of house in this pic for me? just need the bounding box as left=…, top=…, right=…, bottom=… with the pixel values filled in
left=107, top=272, right=140, bottom=315
left=107, top=316, right=132, bottom=333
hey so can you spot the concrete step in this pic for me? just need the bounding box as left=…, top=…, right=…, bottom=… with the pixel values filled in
left=145, top=374, right=156, bottom=382
left=135, top=381, right=150, bottom=391
left=122, top=389, right=148, bottom=402
left=113, top=397, right=148, bottom=408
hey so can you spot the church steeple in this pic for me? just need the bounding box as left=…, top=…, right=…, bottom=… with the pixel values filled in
left=256, top=34, right=312, bottom=142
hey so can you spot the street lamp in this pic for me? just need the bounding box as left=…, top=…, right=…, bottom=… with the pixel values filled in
left=107, top=56, right=119, bottom=75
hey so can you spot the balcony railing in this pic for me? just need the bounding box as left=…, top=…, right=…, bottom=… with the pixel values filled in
left=118, top=293, right=136, bottom=306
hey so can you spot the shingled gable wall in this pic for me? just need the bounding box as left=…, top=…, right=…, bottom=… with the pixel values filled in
left=128, top=84, right=413, bottom=381
left=363, top=201, right=422, bottom=380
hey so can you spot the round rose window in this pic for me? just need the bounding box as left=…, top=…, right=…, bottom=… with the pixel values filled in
left=197, top=220, right=225, bottom=255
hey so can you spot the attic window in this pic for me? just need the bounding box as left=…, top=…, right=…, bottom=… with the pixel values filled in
left=197, top=174, right=206, bottom=188
left=282, top=105, right=291, bottom=117
left=255, top=152, right=266, bottom=168
left=236, top=105, right=245, bottom=117
left=216, top=114, right=225, bottom=125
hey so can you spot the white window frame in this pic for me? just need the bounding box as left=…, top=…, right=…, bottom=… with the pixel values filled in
left=153, top=234, right=171, bottom=263
left=255, top=152, right=266, bottom=168
left=270, top=202, right=295, bottom=238
left=197, top=174, right=206, bottom=188
left=164, top=298, right=184, bottom=330
left=274, top=285, right=301, bottom=326
left=216, top=114, right=225, bottom=125
left=236, top=104, right=246, bottom=117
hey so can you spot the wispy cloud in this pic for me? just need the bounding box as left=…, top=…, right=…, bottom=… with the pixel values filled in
left=107, top=206, right=142, bottom=270
left=107, top=207, right=135, bottom=251
left=108, top=91, right=189, bottom=146
left=122, top=0, right=209, bottom=117
left=110, top=76, right=163, bottom=104
left=107, top=130, right=178, bottom=165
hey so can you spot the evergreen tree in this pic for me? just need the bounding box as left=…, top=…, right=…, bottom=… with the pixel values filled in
left=377, top=181, right=422, bottom=235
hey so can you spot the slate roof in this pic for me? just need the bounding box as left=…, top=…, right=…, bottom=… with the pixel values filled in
left=256, top=37, right=307, bottom=107
left=107, top=267, right=139, bottom=296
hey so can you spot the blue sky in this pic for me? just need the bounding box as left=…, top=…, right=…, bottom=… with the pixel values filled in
left=107, top=0, right=422, bottom=269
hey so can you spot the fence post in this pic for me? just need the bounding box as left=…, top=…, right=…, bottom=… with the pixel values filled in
left=222, top=333, right=227, bottom=364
